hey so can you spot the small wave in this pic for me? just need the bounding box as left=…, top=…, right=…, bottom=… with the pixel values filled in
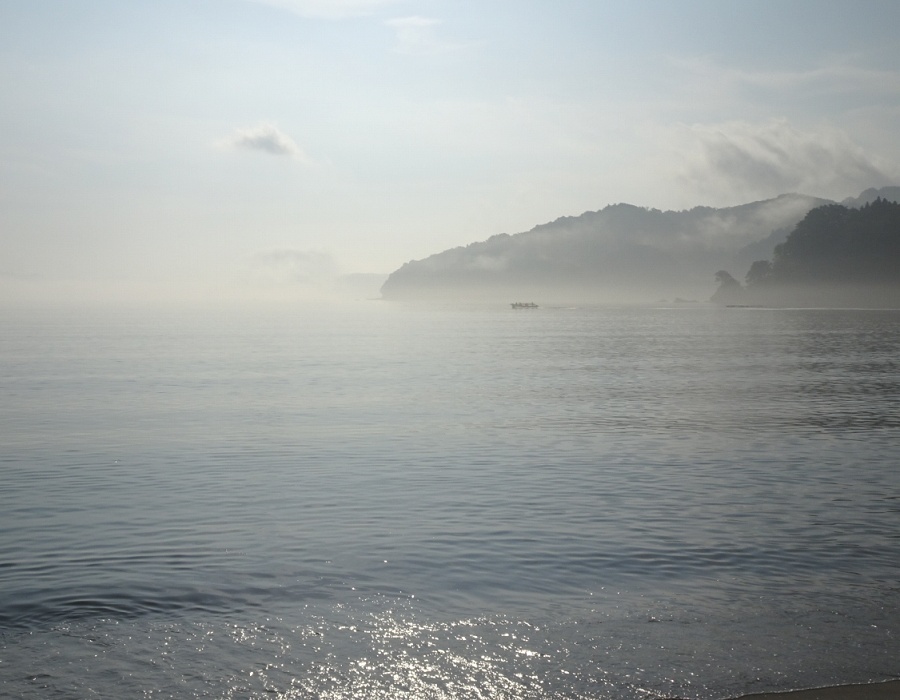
left=0, top=584, right=244, bottom=630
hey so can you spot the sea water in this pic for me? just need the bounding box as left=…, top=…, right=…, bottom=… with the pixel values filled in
left=1, top=303, right=898, bottom=699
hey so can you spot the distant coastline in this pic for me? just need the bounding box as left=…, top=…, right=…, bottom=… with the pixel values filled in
left=380, top=187, right=900, bottom=306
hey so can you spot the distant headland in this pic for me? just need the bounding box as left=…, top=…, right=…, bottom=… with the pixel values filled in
left=380, top=187, right=900, bottom=307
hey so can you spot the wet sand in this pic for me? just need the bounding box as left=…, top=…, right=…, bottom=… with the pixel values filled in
left=728, top=680, right=900, bottom=699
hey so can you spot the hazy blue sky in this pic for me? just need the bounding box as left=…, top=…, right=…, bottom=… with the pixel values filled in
left=2, top=0, right=899, bottom=302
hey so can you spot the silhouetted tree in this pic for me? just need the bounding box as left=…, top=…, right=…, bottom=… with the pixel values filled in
left=745, top=260, right=772, bottom=287
left=768, top=199, right=900, bottom=285
left=711, top=270, right=745, bottom=304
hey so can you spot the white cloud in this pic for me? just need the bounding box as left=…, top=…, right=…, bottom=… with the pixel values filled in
left=385, top=16, right=467, bottom=55
left=667, top=119, right=895, bottom=203
left=225, top=122, right=310, bottom=161
left=671, top=55, right=900, bottom=103
left=244, top=0, right=404, bottom=20
left=252, top=249, right=338, bottom=284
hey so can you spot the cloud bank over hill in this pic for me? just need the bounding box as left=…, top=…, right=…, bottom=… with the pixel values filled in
left=669, top=120, right=894, bottom=205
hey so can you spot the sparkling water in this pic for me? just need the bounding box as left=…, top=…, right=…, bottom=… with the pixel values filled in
left=1, top=303, right=898, bottom=699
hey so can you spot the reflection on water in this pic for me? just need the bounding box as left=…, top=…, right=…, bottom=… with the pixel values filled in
left=5, top=595, right=896, bottom=700
left=1, top=304, right=898, bottom=698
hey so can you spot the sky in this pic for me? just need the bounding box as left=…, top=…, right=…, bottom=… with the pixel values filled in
left=2, top=0, right=899, bottom=303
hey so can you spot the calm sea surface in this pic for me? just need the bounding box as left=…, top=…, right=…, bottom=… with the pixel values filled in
left=1, top=303, right=898, bottom=699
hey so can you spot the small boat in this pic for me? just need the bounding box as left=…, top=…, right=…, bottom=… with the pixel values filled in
left=511, top=302, right=538, bottom=309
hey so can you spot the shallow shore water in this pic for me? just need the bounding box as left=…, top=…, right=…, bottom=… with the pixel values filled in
left=728, top=680, right=900, bottom=699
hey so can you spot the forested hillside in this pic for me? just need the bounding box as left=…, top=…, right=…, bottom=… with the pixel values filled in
left=714, top=199, right=900, bottom=306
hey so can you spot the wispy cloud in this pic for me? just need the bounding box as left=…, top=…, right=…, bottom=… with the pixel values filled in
left=671, top=54, right=900, bottom=105
left=225, top=122, right=310, bottom=161
left=668, top=119, right=895, bottom=203
left=385, top=16, right=468, bottom=55
left=245, top=0, right=405, bottom=20
left=742, top=63, right=900, bottom=98
left=252, top=249, right=338, bottom=284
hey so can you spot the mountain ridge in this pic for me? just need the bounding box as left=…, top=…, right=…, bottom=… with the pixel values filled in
left=380, top=188, right=900, bottom=303
left=382, top=193, right=845, bottom=302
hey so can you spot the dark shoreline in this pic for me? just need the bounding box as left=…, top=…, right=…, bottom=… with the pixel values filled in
left=725, top=680, right=900, bottom=699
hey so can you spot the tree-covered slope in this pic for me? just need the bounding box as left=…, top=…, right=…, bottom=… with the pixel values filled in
left=716, top=198, right=900, bottom=307
left=381, top=194, right=828, bottom=302
left=769, top=199, right=900, bottom=285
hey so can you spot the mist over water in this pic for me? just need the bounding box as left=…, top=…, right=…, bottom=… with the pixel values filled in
left=1, top=302, right=898, bottom=699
